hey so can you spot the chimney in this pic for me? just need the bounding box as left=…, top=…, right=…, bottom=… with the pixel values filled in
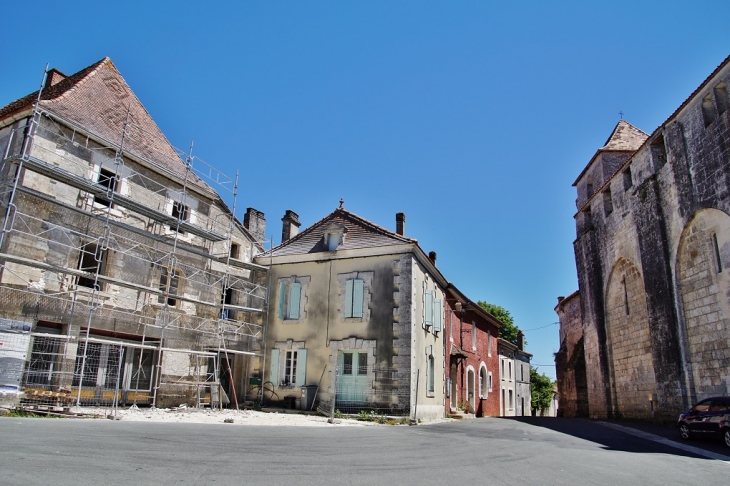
left=281, top=210, right=301, bottom=243
left=517, top=331, right=525, bottom=351
left=243, top=207, right=266, bottom=244
left=428, top=251, right=437, bottom=266
left=45, top=68, right=67, bottom=88
left=396, top=212, right=405, bottom=236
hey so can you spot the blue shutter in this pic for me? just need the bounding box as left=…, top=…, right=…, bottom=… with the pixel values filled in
left=352, top=279, right=364, bottom=318
left=345, top=279, right=354, bottom=317
left=295, top=349, right=307, bottom=386
left=277, top=282, right=286, bottom=319
left=425, top=290, right=433, bottom=327
left=269, top=349, right=280, bottom=386
left=289, top=282, right=301, bottom=319
left=434, top=299, right=442, bottom=332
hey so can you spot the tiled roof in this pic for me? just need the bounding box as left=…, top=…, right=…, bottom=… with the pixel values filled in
left=0, top=57, right=210, bottom=193
left=264, top=208, right=416, bottom=257
left=600, top=120, right=648, bottom=151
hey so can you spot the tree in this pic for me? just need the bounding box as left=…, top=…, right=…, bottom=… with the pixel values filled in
left=477, top=301, right=521, bottom=345
left=530, top=367, right=554, bottom=415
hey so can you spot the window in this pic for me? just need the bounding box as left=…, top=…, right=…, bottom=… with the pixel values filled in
left=77, top=242, right=107, bottom=290
left=94, top=167, right=118, bottom=207
left=221, top=287, right=235, bottom=320
left=427, top=355, right=435, bottom=395
left=479, top=365, right=488, bottom=398
left=650, top=135, right=667, bottom=168
left=284, top=351, right=297, bottom=386
left=434, top=298, right=442, bottom=332
left=508, top=361, right=513, bottom=380
left=712, top=233, right=722, bottom=273
left=278, top=281, right=302, bottom=320
left=345, top=278, right=364, bottom=318
left=603, top=189, right=613, bottom=216
left=501, top=359, right=505, bottom=379
left=715, top=82, right=729, bottom=115
left=425, top=290, right=433, bottom=327
left=487, top=331, right=492, bottom=357
left=702, top=93, right=717, bottom=127
left=471, top=321, right=476, bottom=350
left=623, top=167, right=633, bottom=190
left=508, top=389, right=514, bottom=409
left=171, top=200, right=189, bottom=233
left=449, top=310, right=453, bottom=342
left=158, top=267, right=180, bottom=306
left=230, top=243, right=240, bottom=260
left=488, top=371, right=493, bottom=391
left=269, top=347, right=306, bottom=387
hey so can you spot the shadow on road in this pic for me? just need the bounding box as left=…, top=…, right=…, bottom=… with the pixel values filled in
left=505, top=416, right=730, bottom=460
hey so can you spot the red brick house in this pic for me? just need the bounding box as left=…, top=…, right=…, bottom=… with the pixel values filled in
left=444, top=284, right=501, bottom=417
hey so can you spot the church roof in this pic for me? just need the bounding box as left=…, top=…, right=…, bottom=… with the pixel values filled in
left=264, top=207, right=417, bottom=257
left=0, top=57, right=210, bottom=193
left=600, top=120, right=649, bottom=151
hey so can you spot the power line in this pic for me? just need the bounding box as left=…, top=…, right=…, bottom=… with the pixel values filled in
left=521, top=321, right=559, bottom=332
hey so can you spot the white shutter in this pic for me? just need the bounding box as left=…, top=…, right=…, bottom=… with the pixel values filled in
left=295, top=349, right=307, bottom=386
left=269, top=349, right=280, bottom=386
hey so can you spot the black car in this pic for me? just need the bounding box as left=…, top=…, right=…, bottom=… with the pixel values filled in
left=678, top=396, right=730, bottom=448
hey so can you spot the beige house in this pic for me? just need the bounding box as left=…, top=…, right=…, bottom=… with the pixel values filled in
left=254, top=207, right=447, bottom=420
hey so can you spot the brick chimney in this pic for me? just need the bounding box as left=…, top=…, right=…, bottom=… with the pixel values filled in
left=243, top=207, right=266, bottom=244
left=428, top=251, right=437, bottom=266
left=45, top=68, right=67, bottom=87
left=396, top=212, right=405, bottom=236
left=281, top=210, right=301, bottom=243
left=517, top=331, right=525, bottom=351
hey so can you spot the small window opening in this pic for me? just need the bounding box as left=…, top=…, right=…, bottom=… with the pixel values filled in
left=623, top=276, right=630, bottom=315
left=586, top=175, right=594, bottom=198
left=171, top=201, right=189, bottom=233
left=427, top=355, right=435, bottom=394
left=603, top=189, right=613, bottom=216
left=221, top=287, right=235, bottom=320
left=715, top=82, right=729, bottom=115
left=77, top=242, right=106, bottom=290
left=158, top=267, right=180, bottom=306
left=650, top=135, right=667, bottom=168
left=702, top=93, right=717, bottom=127
left=712, top=233, right=722, bottom=273
left=94, top=167, right=118, bottom=207
left=623, top=167, right=633, bottom=190
left=230, top=243, right=240, bottom=259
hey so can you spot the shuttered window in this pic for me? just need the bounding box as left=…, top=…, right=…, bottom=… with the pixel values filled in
left=434, top=299, right=442, bottom=332
left=345, top=278, right=364, bottom=318
left=424, top=290, right=433, bottom=328
left=278, top=281, right=302, bottom=320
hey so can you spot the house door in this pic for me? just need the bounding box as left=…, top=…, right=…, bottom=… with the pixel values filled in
left=337, top=351, right=367, bottom=406
left=450, top=363, right=457, bottom=410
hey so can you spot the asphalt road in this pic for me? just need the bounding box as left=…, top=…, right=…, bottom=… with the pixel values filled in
left=1, top=416, right=727, bottom=485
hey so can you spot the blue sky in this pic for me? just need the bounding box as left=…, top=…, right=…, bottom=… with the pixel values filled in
left=3, top=1, right=730, bottom=379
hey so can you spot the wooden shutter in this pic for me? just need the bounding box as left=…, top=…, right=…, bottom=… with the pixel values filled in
left=345, top=279, right=354, bottom=317
left=424, top=290, right=433, bottom=327
left=277, top=282, right=286, bottom=319
left=352, top=279, right=364, bottom=318
left=434, top=299, right=442, bottom=332
left=295, top=349, right=307, bottom=386
left=269, top=349, right=280, bottom=386
left=289, top=282, right=301, bottom=319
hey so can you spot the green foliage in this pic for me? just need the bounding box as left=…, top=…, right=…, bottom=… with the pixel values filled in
left=477, top=301, right=521, bottom=345
left=530, top=367, right=554, bottom=413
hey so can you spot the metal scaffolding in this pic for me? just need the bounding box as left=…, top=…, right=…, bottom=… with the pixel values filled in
left=0, top=72, right=268, bottom=413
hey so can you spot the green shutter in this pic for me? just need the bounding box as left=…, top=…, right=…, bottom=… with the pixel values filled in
left=278, top=282, right=286, bottom=319
left=352, top=279, right=364, bottom=318
left=295, top=349, right=307, bottom=386
left=269, top=349, right=280, bottom=386
left=345, top=279, right=354, bottom=317
left=434, top=299, right=442, bottom=332
left=425, top=290, right=433, bottom=327
left=289, top=282, right=301, bottom=319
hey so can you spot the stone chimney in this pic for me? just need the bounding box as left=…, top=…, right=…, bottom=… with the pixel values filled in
left=281, top=210, right=301, bottom=243
left=428, top=251, right=437, bottom=266
left=45, top=68, right=67, bottom=88
left=243, top=207, right=266, bottom=244
left=517, top=331, right=525, bottom=351
left=396, top=212, right=405, bottom=236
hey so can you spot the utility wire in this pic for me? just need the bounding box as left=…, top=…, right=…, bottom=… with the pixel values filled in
left=521, top=321, right=559, bottom=332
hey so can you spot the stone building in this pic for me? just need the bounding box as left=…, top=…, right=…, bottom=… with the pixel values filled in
left=0, top=58, right=268, bottom=409
left=498, top=333, right=531, bottom=416
left=557, top=54, right=730, bottom=420
left=254, top=207, right=447, bottom=421
left=443, top=284, right=501, bottom=417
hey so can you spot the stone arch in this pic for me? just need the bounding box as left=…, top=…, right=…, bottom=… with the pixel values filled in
left=604, top=258, right=656, bottom=418
left=676, top=208, right=730, bottom=399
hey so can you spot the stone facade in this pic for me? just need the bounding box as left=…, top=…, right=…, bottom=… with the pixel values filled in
left=558, top=54, right=730, bottom=420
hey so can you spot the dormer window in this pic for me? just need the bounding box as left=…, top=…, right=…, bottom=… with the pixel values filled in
left=323, top=224, right=347, bottom=251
